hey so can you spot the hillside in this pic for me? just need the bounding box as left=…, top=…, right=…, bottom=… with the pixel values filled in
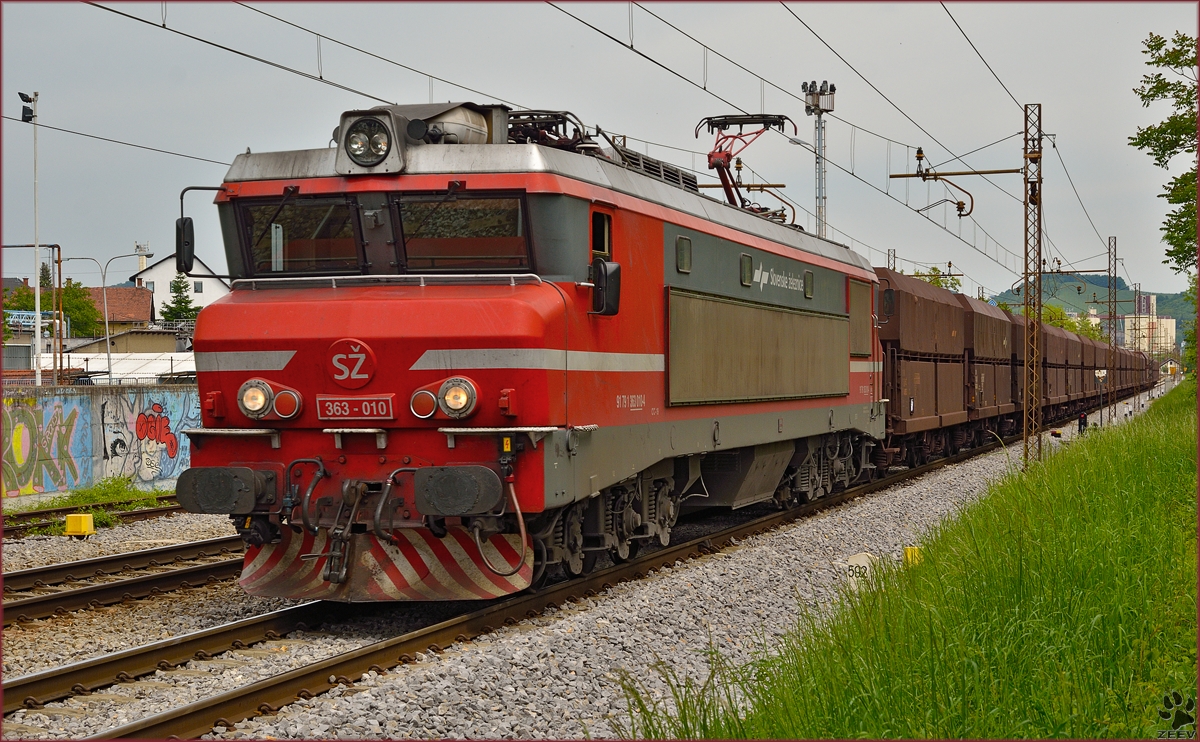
left=989, top=274, right=1191, bottom=346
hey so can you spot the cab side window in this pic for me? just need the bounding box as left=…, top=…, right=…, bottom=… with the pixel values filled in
left=591, top=211, right=612, bottom=260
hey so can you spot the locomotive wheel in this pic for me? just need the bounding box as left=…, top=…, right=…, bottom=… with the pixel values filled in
left=528, top=539, right=551, bottom=592
left=563, top=503, right=587, bottom=577
left=655, top=485, right=679, bottom=546
left=612, top=538, right=640, bottom=564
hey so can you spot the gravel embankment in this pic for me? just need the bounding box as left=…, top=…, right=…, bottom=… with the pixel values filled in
left=2, top=581, right=300, bottom=677
left=3, top=513, right=236, bottom=572
left=216, top=448, right=1017, bottom=740
left=2, top=386, right=1162, bottom=740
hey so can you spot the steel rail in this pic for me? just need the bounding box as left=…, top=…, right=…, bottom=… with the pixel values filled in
left=3, top=494, right=177, bottom=521
left=3, top=497, right=183, bottom=539
left=3, top=602, right=335, bottom=714
left=86, top=433, right=1025, bottom=740
left=4, top=559, right=244, bottom=626
left=2, top=535, right=243, bottom=593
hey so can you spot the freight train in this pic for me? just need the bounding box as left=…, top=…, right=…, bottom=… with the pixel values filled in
left=173, top=102, right=1156, bottom=602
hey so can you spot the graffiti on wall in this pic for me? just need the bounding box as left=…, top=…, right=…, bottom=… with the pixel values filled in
left=99, top=390, right=201, bottom=488
left=2, top=396, right=93, bottom=496
left=3, top=387, right=200, bottom=497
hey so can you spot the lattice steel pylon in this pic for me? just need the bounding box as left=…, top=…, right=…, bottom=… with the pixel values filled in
left=1107, top=236, right=1117, bottom=423
left=1133, top=282, right=1143, bottom=350
left=1022, top=104, right=1044, bottom=466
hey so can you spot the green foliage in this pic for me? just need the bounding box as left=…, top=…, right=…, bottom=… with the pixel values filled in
left=2, top=476, right=170, bottom=515
left=913, top=264, right=962, bottom=292
left=1129, top=31, right=1197, bottom=274
left=38, top=261, right=52, bottom=289
left=622, top=381, right=1198, bottom=738
left=5, top=477, right=170, bottom=535
left=161, top=271, right=200, bottom=322
left=1002, top=302, right=1105, bottom=340
left=2, top=279, right=101, bottom=337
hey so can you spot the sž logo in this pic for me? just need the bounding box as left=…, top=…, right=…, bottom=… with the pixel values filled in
left=327, top=338, right=376, bottom=389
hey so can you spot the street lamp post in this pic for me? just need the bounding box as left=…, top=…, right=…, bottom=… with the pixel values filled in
left=19, top=91, right=41, bottom=385
left=63, top=252, right=151, bottom=384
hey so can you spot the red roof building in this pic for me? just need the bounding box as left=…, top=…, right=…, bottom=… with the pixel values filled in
left=85, top=286, right=154, bottom=330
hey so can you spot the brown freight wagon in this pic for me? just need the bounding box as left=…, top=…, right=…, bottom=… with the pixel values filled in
left=874, top=268, right=966, bottom=434
left=955, top=293, right=1012, bottom=419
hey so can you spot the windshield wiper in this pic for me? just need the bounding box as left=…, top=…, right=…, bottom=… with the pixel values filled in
left=401, top=181, right=461, bottom=243
left=251, top=185, right=300, bottom=250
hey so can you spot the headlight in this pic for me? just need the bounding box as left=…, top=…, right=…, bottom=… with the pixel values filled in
left=345, top=117, right=390, bottom=167
left=238, top=379, right=274, bottom=419
left=438, top=377, right=477, bottom=418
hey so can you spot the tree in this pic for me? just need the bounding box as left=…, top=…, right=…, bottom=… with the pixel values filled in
left=1129, top=31, right=1196, bottom=274
left=913, top=264, right=962, bottom=292
left=39, top=262, right=52, bottom=289
left=3, top=279, right=102, bottom=337
left=161, top=272, right=200, bottom=322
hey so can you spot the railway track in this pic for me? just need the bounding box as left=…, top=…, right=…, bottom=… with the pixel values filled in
left=2, top=536, right=243, bottom=625
left=9, top=433, right=1015, bottom=739
left=2, top=495, right=182, bottom=539
left=9, top=391, right=1149, bottom=738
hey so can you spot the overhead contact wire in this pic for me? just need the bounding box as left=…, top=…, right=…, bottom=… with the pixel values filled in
left=1, top=115, right=230, bottom=166
left=551, top=2, right=1020, bottom=277
left=87, top=2, right=395, bottom=104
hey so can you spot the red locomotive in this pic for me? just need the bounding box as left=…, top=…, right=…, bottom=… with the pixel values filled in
left=174, top=102, right=1154, bottom=602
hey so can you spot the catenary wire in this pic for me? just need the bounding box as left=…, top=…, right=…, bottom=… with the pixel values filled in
left=85, top=0, right=1009, bottom=291
left=1, top=115, right=231, bottom=166
left=86, top=2, right=395, bottom=105
left=233, top=3, right=528, bottom=110
left=551, top=1, right=1021, bottom=277
left=939, top=3, right=1022, bottom=111
left=934, top=4, right=1116, bottom=274
left=778, top=2, right=1021, bottom=205
left=630, top=2, right=918, bottom=150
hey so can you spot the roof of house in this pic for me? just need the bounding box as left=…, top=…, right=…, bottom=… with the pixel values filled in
left=86, top=286, right=153, bottom=323
left=128, top=254, right=229, bottom=287
left=2, top=277, right=28, bottom=291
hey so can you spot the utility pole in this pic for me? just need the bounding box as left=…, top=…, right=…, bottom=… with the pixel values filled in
left=802, top=80, right=835, bottom=239
left=1021, top=104, right=1044, bottom=465
left=1107, top=236, right=1117, bottom=423
left=888, top=104, right=1037, bottom=463
left=18, top=91, right=41, bottom=385
left=887, top=248, right=896, bottom=271
left=1132, top=282, right=1143, bottom=352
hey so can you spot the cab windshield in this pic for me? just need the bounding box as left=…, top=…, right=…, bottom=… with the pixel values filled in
left=397, top=196, right=529, bottom=271
left=241, top=197, right=360, bottom=275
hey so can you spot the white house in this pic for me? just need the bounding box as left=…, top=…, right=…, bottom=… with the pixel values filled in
left=128, top=254, right=230, bottom=321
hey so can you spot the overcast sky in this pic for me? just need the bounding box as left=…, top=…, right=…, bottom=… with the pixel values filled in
left=3, top=2, right=1196, bottom=298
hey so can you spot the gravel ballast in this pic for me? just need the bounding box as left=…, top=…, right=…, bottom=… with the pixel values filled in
left=1, top=387, right=1162, bottom=740
left=3, top=513, right=236, bottom=573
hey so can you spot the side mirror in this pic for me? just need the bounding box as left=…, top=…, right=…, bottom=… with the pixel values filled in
left=881, top=288, right=895, bottom=317
left=176, top=217, right=195, bottom=274
left=591, top=258, right=621, bottom=316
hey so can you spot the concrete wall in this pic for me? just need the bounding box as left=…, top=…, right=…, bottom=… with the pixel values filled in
left=2, top=385, right=199, bottom=497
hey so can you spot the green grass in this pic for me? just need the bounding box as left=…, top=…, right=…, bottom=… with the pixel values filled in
left=4, top=477, right=173, bottom=535
left=621, top=381, right=1197, bottom=739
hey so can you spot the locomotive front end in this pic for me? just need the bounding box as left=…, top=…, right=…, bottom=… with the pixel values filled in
left=175, top=103, right=566, bottom=600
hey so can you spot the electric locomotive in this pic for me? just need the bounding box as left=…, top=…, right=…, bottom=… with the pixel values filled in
left=173, top=103, right=887, bottom=601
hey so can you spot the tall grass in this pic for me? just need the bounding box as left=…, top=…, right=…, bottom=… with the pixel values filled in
left=622, top=381, right=1197, bottom=738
